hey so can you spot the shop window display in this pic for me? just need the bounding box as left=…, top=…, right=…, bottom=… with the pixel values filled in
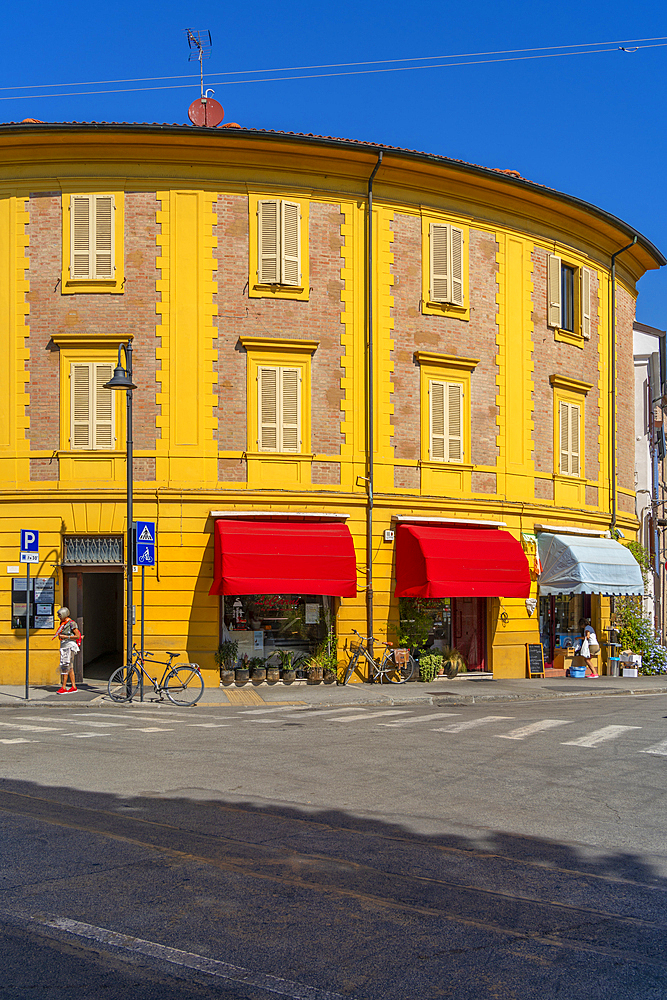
left=221, top=594, right=332, bottom=671
left=398, top=597, right=487, bottom=671
left=539, top=594, right=591, bottom=666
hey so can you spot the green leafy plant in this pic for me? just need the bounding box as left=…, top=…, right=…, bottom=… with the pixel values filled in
left=247, top=656, right=267, bottom=670
left=307, top=618, right=338, bottom=675
left=396, top=598, right=433, bottom=649
left=418, top=652, right=443, bottom=683
left=614, top=598, right=667, bottom=674
left=270, top=649, right=307, bottom=672
left=442, top=647, right=466, bottom=677
left=214, top=640, right=238, bottom=670
left=623, top=540, right=651, bottom=588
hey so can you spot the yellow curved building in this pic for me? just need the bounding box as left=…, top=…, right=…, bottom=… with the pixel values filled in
left=0, top=121, right=662, bottom=685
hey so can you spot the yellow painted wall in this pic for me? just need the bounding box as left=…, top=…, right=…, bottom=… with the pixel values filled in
left=0, top=128, right=652, bottom=686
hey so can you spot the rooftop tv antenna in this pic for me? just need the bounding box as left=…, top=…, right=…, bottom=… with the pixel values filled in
left=185, top=28, right=212, bottom=98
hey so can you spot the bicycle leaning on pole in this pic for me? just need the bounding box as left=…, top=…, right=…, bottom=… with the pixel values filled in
left=341, top=629, right=417, bottom=685
left=108, top=646, right=204, bottom=706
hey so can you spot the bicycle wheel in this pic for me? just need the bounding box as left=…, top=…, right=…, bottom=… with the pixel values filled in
left=385, top=652, right=418, bottom=684
left=164, top=664, right=204, bottom=706
left=342, top=650, right=361, bottom=685
left=108, top=666, right=141, bottom=703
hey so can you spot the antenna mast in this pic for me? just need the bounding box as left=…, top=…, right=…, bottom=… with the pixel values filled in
left=185, top=28, right=212, bottom=98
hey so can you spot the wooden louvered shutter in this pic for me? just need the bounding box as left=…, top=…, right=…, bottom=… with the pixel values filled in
left=581, top=267, right=591, bottom=339
left=559, top=402, right=570, bottom=474
left=93, top=196, right=114, bottom=279
left=258, top=367, right=279, bottom=450
left=280, top=368, right=301, bottom=451
left=71, top=363, right=92, bottom=448
left=450, top=227, right=464, bottom=306
left=258, top=201, right=280, bottom=284
left=71, top=196, right=92, bottom=279
left=429, top=224, right=449, bottom=302
left=93, top=363, right=115, bottom=449
left=569, top=404, right=580, bottom=477
left=446, top=383, right=463, bottom=461
left=281, top=201, right=301, bottom=286
left=548, top=254, right=562, bottom=327
left=429, top=381, right=446, bottom=460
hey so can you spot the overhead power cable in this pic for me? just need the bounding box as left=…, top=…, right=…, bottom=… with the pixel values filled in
left=0, top=35, right=665, bottom=102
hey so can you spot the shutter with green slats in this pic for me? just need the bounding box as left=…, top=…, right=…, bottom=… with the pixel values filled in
left=581, top=268, right=591, bottom=339
left=281, top=201, right=301, bottom=286
left=450, top=227, right=464, bottom=306
left=94, top=363, right=115, bottom=448
left=548, top=254, right=562, bottom=327
left=71, top=196, right=92, bottom=279
left=258, top=367, right=279, bottom=450
left=71, top=363, right=92, bottom=448
left=429, top=224, right=449, bottom=302
left=258, top=200, right=280, bottom=284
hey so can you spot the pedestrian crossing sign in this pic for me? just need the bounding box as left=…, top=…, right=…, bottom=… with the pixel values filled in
left=134, top=521, right=156, bottom=567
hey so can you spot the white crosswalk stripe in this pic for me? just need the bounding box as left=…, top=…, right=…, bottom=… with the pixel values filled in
left=0, top=721, right=61, bottom=732
left=639, top=738, right=667, bottom=756
left=496, top=719, right=570, bottom=740
left=562, top=725, right=641, bottom=748
left=332, top=710, right=410, bottom=723
left=62, top=733, right=112, bottom=739
left=432, top=716, right=514, bottom=733
left=379, top=713, right=460, bottom=727
left=131, top=728, right=175, bottom=733
left=0, top=738, right=35, bottom=744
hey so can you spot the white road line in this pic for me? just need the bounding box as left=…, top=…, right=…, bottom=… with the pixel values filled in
left=61, top=733, right=113, bottom=739
left=639, top=738, right=667, bottom=756
left=332, top=710, right=410, bottom=723
left=562, top=725, right=641, bottom=748
left=38, top=916, right=346, bottom=999
left=496, top=719, right=570, bottom=740
left=186, top=723, right=230, bottom=728
left=250, top=708, right=368, bottom=723
left=432, top=715, right=514, bottom=733
left=130, top=728, right=175, bottom=733
left=0, top=722, right=62, bottom=732
left=61, top=720, right=127, bottom=728
left=240, top=706, right=312, bottom=715
left=379, top=713, right=460, bottom=727
left=0, top=738, right=35, bottom=744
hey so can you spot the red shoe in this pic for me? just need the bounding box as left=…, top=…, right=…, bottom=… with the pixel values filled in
left=65, top=687, right=78, bottom=694
left=57, top=686, right=67, bottom=694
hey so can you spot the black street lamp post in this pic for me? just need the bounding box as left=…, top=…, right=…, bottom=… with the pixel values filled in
left=104, top=342, right=137, bottom=678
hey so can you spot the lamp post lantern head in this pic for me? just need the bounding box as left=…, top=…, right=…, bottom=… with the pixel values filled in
left=104, top=363, right=136, bottom=391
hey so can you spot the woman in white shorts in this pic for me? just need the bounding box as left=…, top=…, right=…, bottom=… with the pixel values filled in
left=54, top=607, right=82, bottom=694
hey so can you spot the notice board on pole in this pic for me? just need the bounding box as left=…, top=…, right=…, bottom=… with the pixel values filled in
left=526, top=643, right=545, bottom=678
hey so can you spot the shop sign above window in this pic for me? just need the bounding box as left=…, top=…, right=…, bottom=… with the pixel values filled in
left=64, top=536, right=123, bottom=565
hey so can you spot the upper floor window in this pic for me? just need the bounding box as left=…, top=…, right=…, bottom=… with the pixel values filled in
left=548, top=254, right=591, bottom=340
left=558, top=401, right=580, bottom=477
left=70, top=362, right=115, bottom=450
left=258, top=366, right=301, bottom=453
left=428, top=223, right=465, bottom=306
left=258, top=200, right=302, bottom=286
left=70, top=195, right=115, bottom=280
left=429, top=379, right=463, bottom=463
left=61, top=192, right=124, bottom=294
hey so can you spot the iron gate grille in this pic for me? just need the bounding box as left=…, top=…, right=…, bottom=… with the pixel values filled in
left=64, top=536, right=123, bottom=564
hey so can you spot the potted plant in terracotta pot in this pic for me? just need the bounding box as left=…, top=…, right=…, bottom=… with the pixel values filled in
left=275, top=649, right=305, bottom=684
left=248, top=656, right=267, bottom=683
left=214, top=639, right=238, bottom=685
left=265, top=653, right=281, bottom=683
left=235, top=653, right=250, bottom=685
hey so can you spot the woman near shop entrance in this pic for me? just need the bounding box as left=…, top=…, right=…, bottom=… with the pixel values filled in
left=577, top=622, right=600, bottom=678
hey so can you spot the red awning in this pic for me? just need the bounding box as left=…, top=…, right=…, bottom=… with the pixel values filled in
left=209, top=519, right=357, bottom=597
left=394, top=524, right=530, bottom=598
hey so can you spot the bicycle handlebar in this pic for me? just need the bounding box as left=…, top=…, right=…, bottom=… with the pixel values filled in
left=351, top=628, right=392, bottom=647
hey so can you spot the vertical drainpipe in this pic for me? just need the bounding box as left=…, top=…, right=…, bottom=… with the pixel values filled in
left=366, top=150, right=383, bottom=656
left=610, top=236, right=637, bottom=537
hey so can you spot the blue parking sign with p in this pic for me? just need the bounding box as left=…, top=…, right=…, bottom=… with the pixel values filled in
left=21, top=530, right=39, bottom=553
left=135, top=521, right=156, bottom=567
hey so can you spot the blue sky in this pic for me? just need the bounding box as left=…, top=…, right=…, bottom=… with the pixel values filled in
left=2, top=0, right=665, bottom=326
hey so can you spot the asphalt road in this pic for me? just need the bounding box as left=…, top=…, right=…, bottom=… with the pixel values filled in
left=1, top=693, right=667, bottom=999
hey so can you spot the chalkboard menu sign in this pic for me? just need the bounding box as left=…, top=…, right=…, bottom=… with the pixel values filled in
left=526, top=643, right=545, bottom=678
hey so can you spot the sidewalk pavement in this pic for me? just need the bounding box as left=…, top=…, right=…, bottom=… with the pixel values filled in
left=2, top=674, right=667, bottom=708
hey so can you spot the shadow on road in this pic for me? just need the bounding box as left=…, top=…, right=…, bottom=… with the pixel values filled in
left=0, top=777, right=665, bottom=999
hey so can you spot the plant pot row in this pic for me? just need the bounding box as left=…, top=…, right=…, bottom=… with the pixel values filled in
left=220, top=667, right=337, bottom=686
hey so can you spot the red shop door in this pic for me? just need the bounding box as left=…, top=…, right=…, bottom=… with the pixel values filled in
left=452, top=597, right=486, bottom=671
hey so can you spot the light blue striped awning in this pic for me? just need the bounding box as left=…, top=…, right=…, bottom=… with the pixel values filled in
left=537, top=533, right=644, bottom=596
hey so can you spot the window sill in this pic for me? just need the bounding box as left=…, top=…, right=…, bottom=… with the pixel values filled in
left=421, top=299, right=469, bottom=321
left=420, top=460, right=473, bottom=472
left=246, top=451, right=313, bottom=460
left=62, top=279, right=123, bottom=296
left=249, top=283, right=309, bottom=302
left=553, top=327, right=584, bottom=349
left=553, top=473, right=587, bottom=484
